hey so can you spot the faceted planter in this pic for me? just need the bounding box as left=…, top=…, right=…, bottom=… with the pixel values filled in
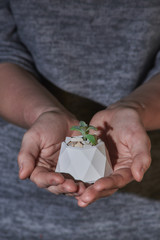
left=55, top=137, right=113, bottom=183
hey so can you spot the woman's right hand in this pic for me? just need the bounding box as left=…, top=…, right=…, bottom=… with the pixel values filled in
left=18, top=110, right=85, bottom=195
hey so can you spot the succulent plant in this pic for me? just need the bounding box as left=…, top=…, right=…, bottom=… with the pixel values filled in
left=70, top=121, right=97, bottom=146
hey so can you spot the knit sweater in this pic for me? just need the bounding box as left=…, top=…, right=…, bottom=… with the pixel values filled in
left=0, top=1, right=160, bottom=239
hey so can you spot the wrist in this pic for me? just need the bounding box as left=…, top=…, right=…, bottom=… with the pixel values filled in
left=108, top=99, right=147, bottom=127
left=24, top=103, right=77, bottom=128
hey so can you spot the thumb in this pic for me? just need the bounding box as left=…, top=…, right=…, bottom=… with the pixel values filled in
left=130, top=132, right=151, bottom=182
left=131, top=152, right=151, bottom=182
left=18, top=132, right=39, bottom=179
left=131, top=137, right=151, bottom=182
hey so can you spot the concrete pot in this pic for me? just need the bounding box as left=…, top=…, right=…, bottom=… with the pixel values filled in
left=55, top=137, right=113, bottom=183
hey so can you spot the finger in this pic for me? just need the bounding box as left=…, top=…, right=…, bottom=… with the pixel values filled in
left=30, top=166, right=65, bottom=188
left=47, top=179, right=78, bottom=195
left=75, top=181, right=87, bottom=196
left=130, top=134, right=151, bottom=182
left=77, top=182, right=112, bottom=207
left=58, top=174, right=87, bottom=196
left=77, top=168, right=133, bottom=207
left=76, top=184, right=117, bottom=207
left=77, top=189, right=117, bottom=208
left=131, top=151, right=151, bottom=182
left=67, top=181, right=87, bottom=197
left=18, top=132, right=39, bottom=179
left=94, top=168, right=133, bottom=191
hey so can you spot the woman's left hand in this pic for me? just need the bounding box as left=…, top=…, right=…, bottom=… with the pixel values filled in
left=75, top=105, right=151, bottom=207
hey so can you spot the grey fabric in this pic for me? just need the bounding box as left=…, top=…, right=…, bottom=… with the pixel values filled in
left=0, top=1, right=160, bottom=239
left=0, top=1, right=38, bottom=76
left=1, top=1, right=160, bottom=106
left=146, top=51, right=160, bottom=82
left=0, top=120, right=160, bottom=239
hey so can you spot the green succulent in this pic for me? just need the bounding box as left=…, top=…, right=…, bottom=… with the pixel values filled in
left=70, top=121, right=97, bottom=146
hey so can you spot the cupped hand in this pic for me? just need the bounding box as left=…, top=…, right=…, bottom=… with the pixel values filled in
left=18, top=111, right=84, bottom=195
left=76, top=105, right=151, bottom=207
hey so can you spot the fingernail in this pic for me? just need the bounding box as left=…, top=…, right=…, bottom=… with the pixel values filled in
left=73, top=193, right=79, bottom=196
left=78, top=200, right=87, bottom=207
left=137, top=168, right=145, bottom=181
left=141, top=167, right=145, bottom=174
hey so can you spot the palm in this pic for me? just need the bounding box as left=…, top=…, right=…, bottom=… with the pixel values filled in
left=103, top=123, right=134, bottom=176
left=75, top=108, right=151, bottom=207
left=34, top=114, right=79, bottom=171
left=19, top=111, right=80, bottom=193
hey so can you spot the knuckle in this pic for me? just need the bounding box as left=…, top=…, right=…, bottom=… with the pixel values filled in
left=94, top=183, right=105, bottom=192
left=94, top=178, right=108, bottom=192
left=30, top=173, right=44, bottom=188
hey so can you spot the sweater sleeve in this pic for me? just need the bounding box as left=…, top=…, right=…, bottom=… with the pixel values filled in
left=0, top=0, right=37, bottom=75
left=145, top=50, right=160, bottom=82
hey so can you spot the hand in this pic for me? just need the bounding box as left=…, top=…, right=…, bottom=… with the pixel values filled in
left=18, top=110, right=85, bottom=195
left=76, top=105, right=151, bottom=207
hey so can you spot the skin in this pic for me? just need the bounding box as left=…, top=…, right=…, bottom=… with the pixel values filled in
left=76, top=107, right=151, bottom=207
left=0, top=63, right=81, bottom=195
left=0, top=63, right=160, bottom=207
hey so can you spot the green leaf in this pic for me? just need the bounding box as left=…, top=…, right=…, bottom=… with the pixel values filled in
left=86, top=134, right=97, bottom=146
left=86, top=126, right=97, bottom=132
left=70, top=126, right=81, bottom=131
left=80, top=129, right=87, bottom=138
left=79, top=121, right=88, bottom=127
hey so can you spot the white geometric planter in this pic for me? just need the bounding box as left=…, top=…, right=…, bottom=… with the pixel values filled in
left=55, top=137, right=113, bottom=183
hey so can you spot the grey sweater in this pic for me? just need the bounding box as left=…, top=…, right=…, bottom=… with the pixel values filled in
left=1, top=0, right=160, bottom=106
left=0, top=1, right=160, bottom=239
